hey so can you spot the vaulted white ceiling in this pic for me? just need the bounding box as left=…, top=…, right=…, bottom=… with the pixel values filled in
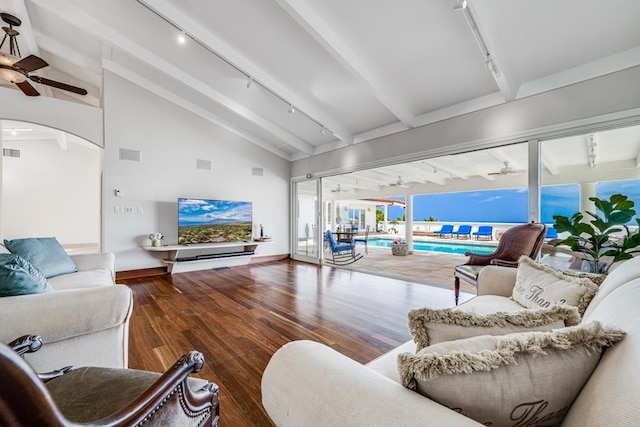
left=1, top=0, right=639, bottom=161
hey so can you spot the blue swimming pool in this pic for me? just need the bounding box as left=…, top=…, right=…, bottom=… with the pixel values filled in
left=368, top=238, right=497, bottom=255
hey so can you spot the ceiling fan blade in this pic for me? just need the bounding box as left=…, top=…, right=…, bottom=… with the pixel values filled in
left=30, top=75, right=87, bottom=95
left=15, top=80, right=40, bottom=96
left=13, top=54, right=48, bottom=72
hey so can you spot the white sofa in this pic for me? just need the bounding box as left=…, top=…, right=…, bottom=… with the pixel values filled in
left=262, top=256, right=640, bottom=426
left=0, top=249, right=133, bottom=372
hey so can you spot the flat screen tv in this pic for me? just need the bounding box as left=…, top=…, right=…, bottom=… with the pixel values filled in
left=178, top=198, right=253, bottom=244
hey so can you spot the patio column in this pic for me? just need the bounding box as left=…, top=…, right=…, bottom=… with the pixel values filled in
left=405, top=194, right=413, bottom=253
left=580, top=182, right=597, bottom=214
left=383, top=205, right=388, bottom=232
left=0, top=120, right=3, bottom=240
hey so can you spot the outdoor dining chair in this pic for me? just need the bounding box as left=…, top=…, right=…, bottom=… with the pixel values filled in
left=353, top=225, right=370, bottom=254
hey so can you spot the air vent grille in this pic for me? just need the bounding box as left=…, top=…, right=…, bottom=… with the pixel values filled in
left=196, top=159, right=212, bottom=171
left=2, top=148, right=20, bottom=158
left=252, top=167, right=264, bottom=176
left=119, top=148, right=141, bottom=162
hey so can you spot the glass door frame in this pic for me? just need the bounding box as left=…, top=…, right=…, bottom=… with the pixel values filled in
left=291, top=177, right=323, bottom=264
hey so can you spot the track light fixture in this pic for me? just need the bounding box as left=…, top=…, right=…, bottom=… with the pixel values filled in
left=453, top=0, right=467, bottom=11
left=136, top=0, right=334, bottom=140
left=454, top=0, right=501, bottom=79
left=587, top=134, right=598, bottom=168
left=176, top=30, right=186, bottom=44
left=485, top=56, right=500, bottom=78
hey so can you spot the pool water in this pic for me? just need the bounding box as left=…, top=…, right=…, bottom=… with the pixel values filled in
left=368, top=238, right=497, bottom=255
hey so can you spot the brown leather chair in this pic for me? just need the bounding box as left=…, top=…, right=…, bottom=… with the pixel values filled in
left=453, top=222, right=547, bottom=305
left=1, top=335, right=219, bottom=426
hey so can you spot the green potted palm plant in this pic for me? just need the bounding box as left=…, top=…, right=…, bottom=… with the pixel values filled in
left=552, top=193, right=640, bottom=273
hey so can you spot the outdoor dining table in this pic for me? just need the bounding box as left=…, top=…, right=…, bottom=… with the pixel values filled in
left=334, top=231, right=355, bottom=243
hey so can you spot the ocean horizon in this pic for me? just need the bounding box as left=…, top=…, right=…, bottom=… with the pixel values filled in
left=381, top=180, right=640, bottom=224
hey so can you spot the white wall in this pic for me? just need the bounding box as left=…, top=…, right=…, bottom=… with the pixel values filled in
left=1, top=136, right=101, bottom=244
left=102, top=71, right=290, bottom=271
left=0, top=87, right=103, bottom=146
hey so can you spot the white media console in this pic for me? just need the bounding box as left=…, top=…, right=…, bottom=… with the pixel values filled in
left=142, top=240, right=271, bottom=273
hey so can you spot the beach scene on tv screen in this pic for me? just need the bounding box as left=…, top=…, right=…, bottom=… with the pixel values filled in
left=178, top=198, right=253, bottom=244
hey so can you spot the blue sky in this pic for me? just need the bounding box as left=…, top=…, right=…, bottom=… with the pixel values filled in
left=178, top=198, right=252, bottom=226
left=383, top=180, right=640, bottom=224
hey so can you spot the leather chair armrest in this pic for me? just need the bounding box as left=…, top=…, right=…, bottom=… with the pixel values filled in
left=489, top=259, right=519, bottom=268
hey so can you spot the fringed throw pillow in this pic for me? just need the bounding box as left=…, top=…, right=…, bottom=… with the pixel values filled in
left=512, top=256, right=600, bottom=316
left=408, top=305, right=581, bottom=351
left=398, top=322, right=625, bottom=427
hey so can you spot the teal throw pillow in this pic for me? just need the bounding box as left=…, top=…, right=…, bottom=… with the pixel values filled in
left=0, top=254, right=54, bottom=297
left=4, top=237, right=77, bottom=278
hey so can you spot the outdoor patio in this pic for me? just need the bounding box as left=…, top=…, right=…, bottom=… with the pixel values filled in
left=323, top=236, right=574, bottom=304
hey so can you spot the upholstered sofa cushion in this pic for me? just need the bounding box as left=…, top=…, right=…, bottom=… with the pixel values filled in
left=512, top=256, right=600, bottom=315
left=408, top=305, right=581, bottom=351
left=4, top=237, right=77, bottom=278
left=48, top=269, right=115, bottom=291
left=0, top=254, right=54, bottom=297
left=398, top=322, right=625, bottom=427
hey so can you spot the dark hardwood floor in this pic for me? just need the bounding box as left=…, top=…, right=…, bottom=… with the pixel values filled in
left=120, top=259, right=459, bottom=426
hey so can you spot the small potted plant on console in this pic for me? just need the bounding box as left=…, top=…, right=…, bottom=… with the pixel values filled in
left=148, top=232, right=164, bottom=247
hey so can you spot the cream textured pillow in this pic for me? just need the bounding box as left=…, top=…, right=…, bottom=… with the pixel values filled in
left=398, top=322, right=625, bottom=427
left=408, top=305, right=581, bottom=351
left=512, top=256, right=600, bottom=315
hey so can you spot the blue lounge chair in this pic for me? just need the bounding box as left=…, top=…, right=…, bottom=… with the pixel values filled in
left=325, top=230, right=363, bottom=265
left=473, top=225, right=493, bottom=240
left=452, top=224, right=472, bottom=239
left=433, top=224, right=454, bottom=238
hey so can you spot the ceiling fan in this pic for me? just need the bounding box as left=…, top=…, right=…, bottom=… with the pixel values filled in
left=0, top=13, right=87, bottom=97
left=330, top=184, right=347, bottom=193
left=488, top=161, right=526, bottom=176
left=389, top=176, right=410, bottom=188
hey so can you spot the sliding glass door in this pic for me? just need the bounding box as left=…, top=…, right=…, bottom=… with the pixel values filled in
left=292, top=178, right=322, bottom=263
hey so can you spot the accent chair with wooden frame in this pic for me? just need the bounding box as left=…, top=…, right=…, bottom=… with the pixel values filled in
left=1, top=335, right=220, bottom=426
left=453, top=222, right=547, bottom=305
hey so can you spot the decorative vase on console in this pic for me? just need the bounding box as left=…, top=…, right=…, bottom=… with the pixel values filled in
left=149, top=232, right=164, bottom=247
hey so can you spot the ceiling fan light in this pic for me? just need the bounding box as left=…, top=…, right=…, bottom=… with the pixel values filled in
left=0, top=67, right=25, bottom=83
left=0, top=52, right=18, bottom=66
